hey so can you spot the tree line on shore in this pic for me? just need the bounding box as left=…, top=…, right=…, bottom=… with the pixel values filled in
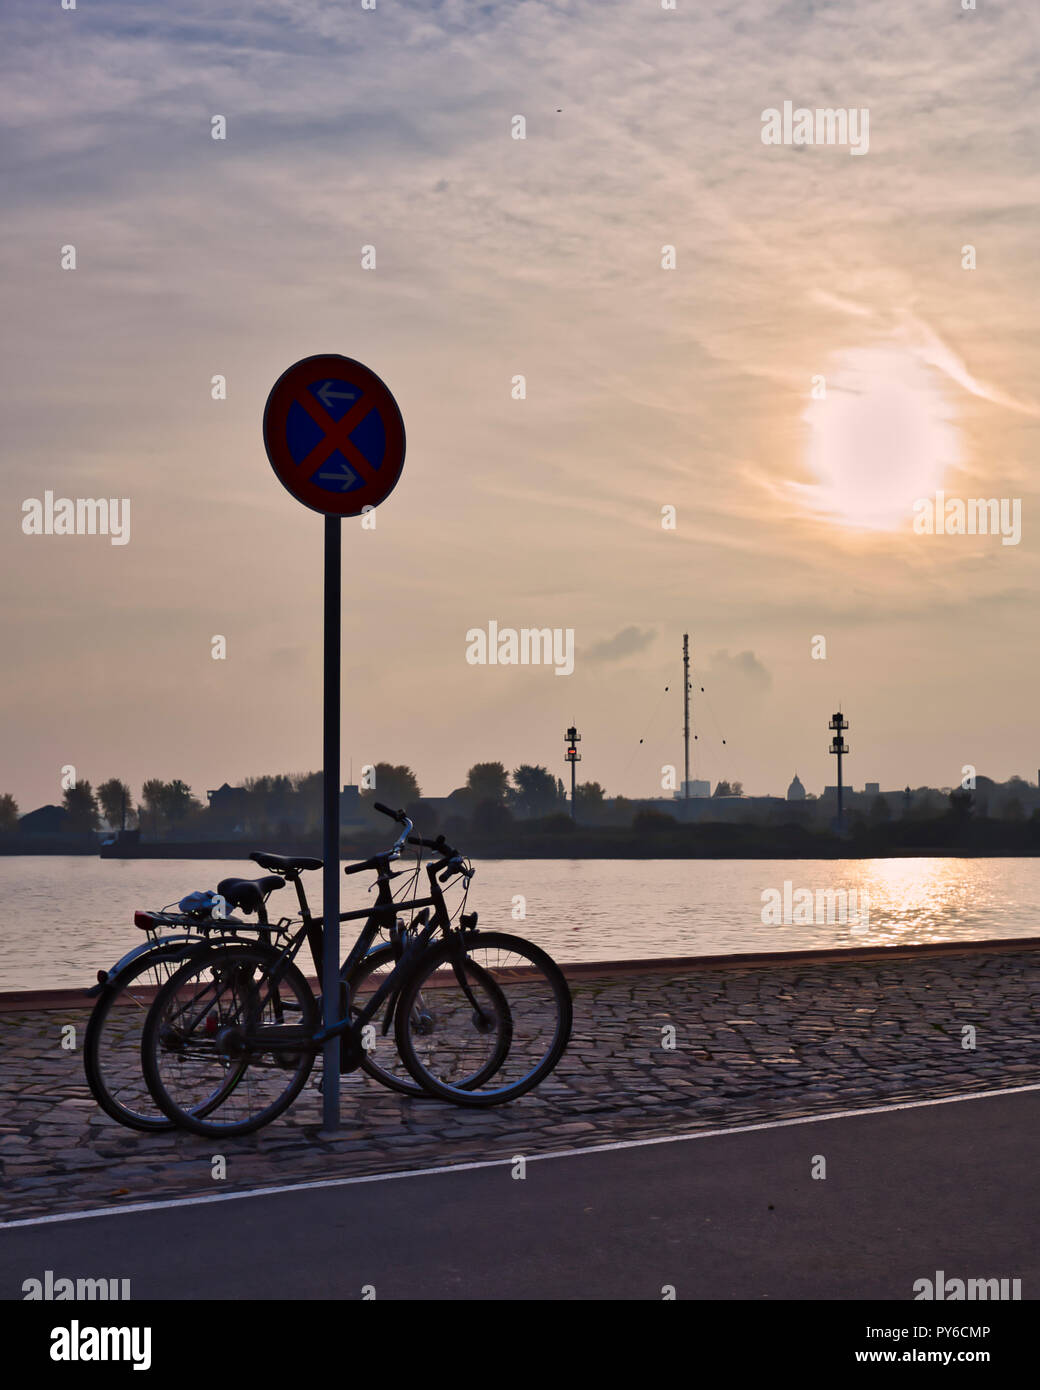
left=0, top=763, right=600, bottom=839
left=2, top=766, right=1038, bottom=846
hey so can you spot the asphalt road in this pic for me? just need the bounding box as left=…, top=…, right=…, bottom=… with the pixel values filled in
left=2, top=1089, right=1036, bottom=1300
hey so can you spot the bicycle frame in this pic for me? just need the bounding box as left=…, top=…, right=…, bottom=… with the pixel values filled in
left=184, top=851, right=477, bottom=1068
left=276, top=857, right=456, bottom=1047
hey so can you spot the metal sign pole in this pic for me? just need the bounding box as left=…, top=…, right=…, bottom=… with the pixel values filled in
left=263, top=352, right=406, bottom=1136
left=321, top=514, right=342, bottom=1131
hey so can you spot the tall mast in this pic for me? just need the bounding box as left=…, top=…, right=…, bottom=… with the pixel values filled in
left=683, top=634, right=690, bottom=800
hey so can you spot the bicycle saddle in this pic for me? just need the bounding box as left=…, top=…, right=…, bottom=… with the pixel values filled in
left=217, top=875, right=286, bottom=916
left=249, top=851, right=324, bottom=874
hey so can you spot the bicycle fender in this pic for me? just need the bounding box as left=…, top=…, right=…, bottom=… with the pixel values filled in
left=89, top=934, right=212, bottom=994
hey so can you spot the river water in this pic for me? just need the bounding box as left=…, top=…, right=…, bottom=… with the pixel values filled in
left=0, top=855, right=1035, bottom=991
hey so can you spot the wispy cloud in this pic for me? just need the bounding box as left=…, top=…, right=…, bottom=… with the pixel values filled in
left=584, top=627, right=656, bottom=664
left=704, top=649, right=772, bottom=694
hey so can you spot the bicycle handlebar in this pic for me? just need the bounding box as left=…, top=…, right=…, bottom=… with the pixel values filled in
left=407, top=833, right=463, bottom=859
left=344, top=809, right=414, bottom=877
left=402, top=832, right=471, bottom=883
left=344, top=855, right=381, bottom=876
left=438, top=856, right=474, bottom=884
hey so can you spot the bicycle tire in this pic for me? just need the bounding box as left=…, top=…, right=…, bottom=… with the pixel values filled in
left=395, top=931, right=571, bottom=1106
left=350, top=943, right=428, bottom=1098
left=141, top=942, right=318, bottom=1137
left=84, top=944, right=207, bottom=1131
left=352, top=943, right=513, bottom=1099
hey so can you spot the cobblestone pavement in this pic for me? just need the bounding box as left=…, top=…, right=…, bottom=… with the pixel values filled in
left=1, top=947, right=1037, bottom=1221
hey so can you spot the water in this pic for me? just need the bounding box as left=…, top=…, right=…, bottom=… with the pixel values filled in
left=0, top=855, right=1036, bottom=992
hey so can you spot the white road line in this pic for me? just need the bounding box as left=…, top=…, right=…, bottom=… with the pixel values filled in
left=3, top=1082, right=1038, bottom=1232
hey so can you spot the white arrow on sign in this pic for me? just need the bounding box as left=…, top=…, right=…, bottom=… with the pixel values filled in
left=317, top=381, right=358, bottom=411
left=317, top=458, right=359, bottom=491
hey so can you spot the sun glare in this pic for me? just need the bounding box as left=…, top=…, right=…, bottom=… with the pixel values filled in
left=798, top=347, right=961, bottom=530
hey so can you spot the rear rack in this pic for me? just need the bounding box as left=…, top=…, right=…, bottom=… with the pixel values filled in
left=134, top=909, right=259, bottom=932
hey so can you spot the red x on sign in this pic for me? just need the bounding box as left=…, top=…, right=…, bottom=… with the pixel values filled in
left=263, top=354, right=406, bottom=517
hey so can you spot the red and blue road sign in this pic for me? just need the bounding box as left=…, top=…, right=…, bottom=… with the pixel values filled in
left=262, top=354, right=406, bottom=517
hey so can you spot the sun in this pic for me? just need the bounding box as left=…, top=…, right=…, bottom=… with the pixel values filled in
left=796, top=347, right=961, bottom=530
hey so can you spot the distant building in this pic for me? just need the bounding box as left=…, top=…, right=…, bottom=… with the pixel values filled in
left=864, top=782, right=880, bottom=796
left=786, top=774, right=806, bottom=802
left=675, top=780, right=711, bottom=799
left=341, top=784, right=364, bottom=823
left=18, top=805, right=69, bottom=834
left=207, top=783, right=248, bottom=815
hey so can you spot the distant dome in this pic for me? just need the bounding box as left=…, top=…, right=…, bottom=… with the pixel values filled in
left=787, top=773, right=806, bottom=802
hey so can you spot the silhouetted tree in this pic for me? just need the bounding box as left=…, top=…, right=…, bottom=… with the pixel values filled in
left=243, top=774, right=295, bottom=831
left=163, top=779, right=201, bottom=827
left=509, top=765, right=561, bottom=818
left=466, top=762, right=509, bottom=804
left=362, top=764, right=421, bottom=809
left=0, top=793, right=18, bottom=832
left=97, top=778, right=134, bottom=829
left=140, top=779, right=201, bottom=836
left=140, top=779, right=165, bottom=836
left=293, top=771, right=323, bottom=832
left=575, top=781, right=605, bottom=809
left=63, top=780, right=100, bottom=832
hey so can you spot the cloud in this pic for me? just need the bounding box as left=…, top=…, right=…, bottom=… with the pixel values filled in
left=812, top=294, right=1039, bottom=418
left=704, top=649, right=772, bottom=694
left=584, top=626, right=656, bottom=664
left=895, top=311, right=1040, bottom=419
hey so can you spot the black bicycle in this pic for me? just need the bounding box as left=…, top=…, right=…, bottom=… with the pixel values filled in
left=85, top=843, right=430, bottom=1130
left=83, top=882, right=290, bottom=1132
left=140, top=805, right=572, bottom=1136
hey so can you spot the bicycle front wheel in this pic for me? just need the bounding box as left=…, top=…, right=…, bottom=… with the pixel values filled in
left=395, top=932, right=572, bottom=1106
left=141, top=944, right=318, bottom=1137
left=351, top=943, right=514, bottom=1098
left=349, top=943, right=428, bottom=1098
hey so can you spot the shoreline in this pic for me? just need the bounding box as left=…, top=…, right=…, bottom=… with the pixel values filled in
left=5, top=932, right=1039, bottom=1009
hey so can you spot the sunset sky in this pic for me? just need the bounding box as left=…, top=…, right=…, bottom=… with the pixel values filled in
left=3, top=0, right=1039, bottom=814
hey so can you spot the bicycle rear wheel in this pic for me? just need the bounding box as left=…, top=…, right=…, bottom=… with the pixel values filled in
left=85, top=944, right=205, bottom=1131
left=141, top=944, right=318, bottom=1137
left=395, top=932, right=572, bottom=1106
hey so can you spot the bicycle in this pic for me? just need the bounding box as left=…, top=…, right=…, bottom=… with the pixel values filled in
left=140, top=805, right=572, bottom=1136
left=85, top=844, right=437, bottom=1129
left=83, top=871, right=299, bottom=1132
